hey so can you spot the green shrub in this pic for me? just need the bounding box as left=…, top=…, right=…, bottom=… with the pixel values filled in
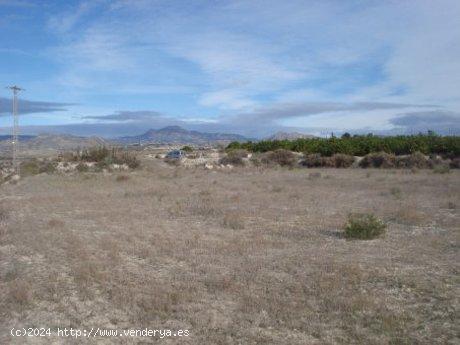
left=344, top=213, right=386, bottom=240
left=359, top=152, right=396, bottom=168
left=181, top=145, right=193, bottom=152
left=19, top=160, right=40, bottom=177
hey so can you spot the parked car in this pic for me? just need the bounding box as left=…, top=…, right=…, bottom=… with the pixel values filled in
left=165, top=150, right=186, bottom=160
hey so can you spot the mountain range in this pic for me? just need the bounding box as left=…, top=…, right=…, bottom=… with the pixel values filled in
left=0, top=127, right=316, bottom=152
left=117, top=126, right=250, bottom=145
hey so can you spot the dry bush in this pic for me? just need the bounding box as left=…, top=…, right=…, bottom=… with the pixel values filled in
left=396, top=152, right=429, bottom=169
left=61, top=146, right=140, bottom=169
left=390, top=187, right=402, bottom=199
left=302, top=153, right=354, bottom=168
left=76, top=162, right=88, bottom=172
left=0, top=204, right=8, bottom=223
left=48, top=218, right=65, bottom=228
left=447, top=201, right=456, bottom=209
left=450, top=157, right=460, bottom=169
left=8, top=280, right=32, bottom=306
left=0, top=204, right=8, bottom=239
left=182, top=191, right=222, bottom=218
left=331, top=153, right=355, bottom=168
left=222, top=211, right=245, bottom=230
left=262, top=149, right=296, bottom=167
left=219, top=149, right=248, bottom=166
left=359, top=152, right=396, bottom=168
left=308, top=172, right=322, bottom=179
left=116, top=174, right=129, bottom=182
left=302, top=153, right=324, bottom=167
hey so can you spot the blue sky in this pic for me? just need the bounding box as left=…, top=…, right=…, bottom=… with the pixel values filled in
left=0, top=0, right=459, bottom=137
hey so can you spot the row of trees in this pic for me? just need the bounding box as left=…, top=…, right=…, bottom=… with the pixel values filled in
left=227, top=133, right=460, bottom=157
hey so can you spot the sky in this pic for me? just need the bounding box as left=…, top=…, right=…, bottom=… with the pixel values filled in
left=0, top=0, right=459, bottom=138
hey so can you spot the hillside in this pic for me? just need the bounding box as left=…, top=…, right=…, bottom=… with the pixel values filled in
left=0, top=133, right=109, bottom=156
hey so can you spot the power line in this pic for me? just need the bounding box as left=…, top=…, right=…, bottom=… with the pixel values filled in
left=6, top=85, right=24, bottom=175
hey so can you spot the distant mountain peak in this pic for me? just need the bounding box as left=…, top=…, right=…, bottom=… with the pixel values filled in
left=157, top=125, right=187, bottom=132
left=267, top=131, right=315, bottom=140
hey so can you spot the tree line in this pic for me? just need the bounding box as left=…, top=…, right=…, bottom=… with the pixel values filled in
left=226, top=133, right=460, bottom=157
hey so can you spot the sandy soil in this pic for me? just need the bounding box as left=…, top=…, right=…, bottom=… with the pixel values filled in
left=0, top=161, right=459, bottom=344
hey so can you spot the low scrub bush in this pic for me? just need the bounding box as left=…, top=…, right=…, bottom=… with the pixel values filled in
left=308, top=172, right=322, bottom=179
left=18, top=159, right=57, bottom=176
left=302, top=154, right=324, bottom=168
left=331, top=154, right=355, bottom=168
left=39, top=162, right=56, bottom=174
left=219, top=149, right=248, bottom=166
left=116, top=175, right=129, bottom=182
left=222, top=212, right=245, bottom=230
left=302, top=153, right=354, bottom=168
left=359, top=152, right=396, bottom=168
left=76, top=163, right=88, bottom=172
left=19, top=160, right=40, bottom=176
left=395, top=152, right=429, bottom=169
left=433, top=164, right=450, bottom=174
left=61, top=147, right=140, bottom=169
left=450, top=157, right=460, bottom=169
left=344, top=213, right=386, bottom=240
left=0, top=204, right=8, bottom=223
left=262, top=149, right=296, bottom=167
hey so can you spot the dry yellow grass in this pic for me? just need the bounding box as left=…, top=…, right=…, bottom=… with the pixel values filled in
left=0, top=161, right=459, bottom=344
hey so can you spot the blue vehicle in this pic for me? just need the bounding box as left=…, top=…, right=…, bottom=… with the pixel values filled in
left=165, top=150, right=186, bottom=159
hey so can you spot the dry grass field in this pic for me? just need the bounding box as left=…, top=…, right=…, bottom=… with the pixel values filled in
left=0, top=159, right=459, bottom=344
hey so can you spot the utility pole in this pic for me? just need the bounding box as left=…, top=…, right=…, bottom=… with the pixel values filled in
left=6, top=86, right=24, bottom=175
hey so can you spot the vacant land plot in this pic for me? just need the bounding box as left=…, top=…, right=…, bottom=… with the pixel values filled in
left=0, top=162, right=459, bottom=344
